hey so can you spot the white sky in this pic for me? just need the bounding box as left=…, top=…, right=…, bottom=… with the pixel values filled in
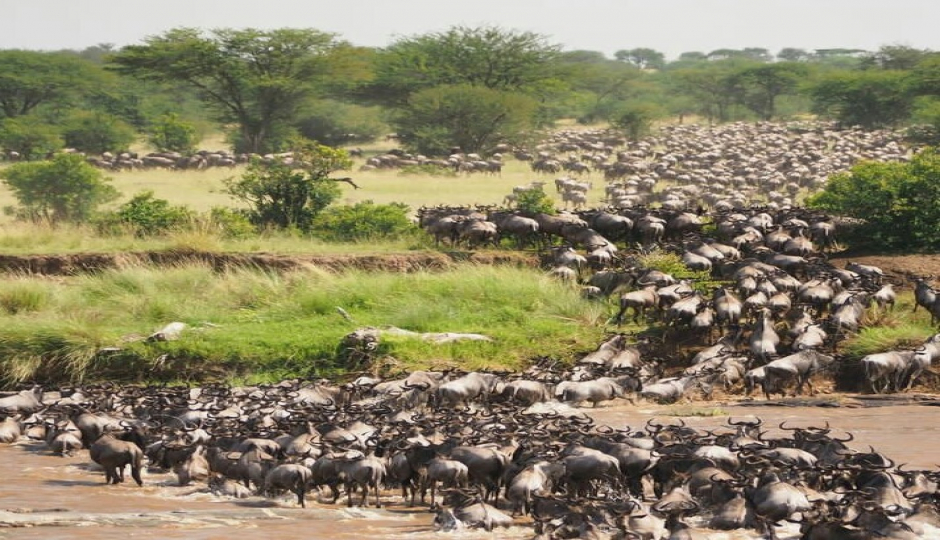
left=3, top=0, right=938, bottom=59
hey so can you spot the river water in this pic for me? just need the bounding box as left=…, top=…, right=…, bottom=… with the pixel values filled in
left=1, top=401, right=939, bottom=539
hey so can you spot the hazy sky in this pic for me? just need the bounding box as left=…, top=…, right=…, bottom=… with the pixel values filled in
left=3, top=0, right=938, bottom=59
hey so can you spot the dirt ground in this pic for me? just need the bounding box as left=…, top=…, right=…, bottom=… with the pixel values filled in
left=0, top=249, right=937, bottom=279
left=828, top=252, right=940, bottom=282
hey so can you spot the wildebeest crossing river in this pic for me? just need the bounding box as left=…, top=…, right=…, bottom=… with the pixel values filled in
left=1, top=399, right=939, bottom=540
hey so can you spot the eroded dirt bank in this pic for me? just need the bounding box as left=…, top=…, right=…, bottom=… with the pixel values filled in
left=0, top=250, right=539, bottom=275
left=0, top=249, right=938, bottom=278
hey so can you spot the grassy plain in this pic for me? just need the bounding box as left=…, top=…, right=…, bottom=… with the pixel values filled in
left=0, top=153, right=609, bottom=224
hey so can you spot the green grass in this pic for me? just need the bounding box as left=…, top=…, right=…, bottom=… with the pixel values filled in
left=0, top=263, right=610, bottom=387
left=840, top=293, right=937, bottom=358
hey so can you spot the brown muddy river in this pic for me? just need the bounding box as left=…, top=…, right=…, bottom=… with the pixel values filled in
left=2, top=401, right=939, bottom=540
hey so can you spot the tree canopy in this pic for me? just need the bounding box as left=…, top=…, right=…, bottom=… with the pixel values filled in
left=0, top=50, right=104, bottom=119
left=368, top=26, right=561, bottom=106
left=110, top=28, right=366, bottom=153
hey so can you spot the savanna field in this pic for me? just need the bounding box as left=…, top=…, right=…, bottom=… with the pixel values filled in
left=3, top=29, right=940, bottom=537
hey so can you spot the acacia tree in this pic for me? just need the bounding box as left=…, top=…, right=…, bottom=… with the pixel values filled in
left=224, top=140, right=351, bottom=231
left=733, top=62, right=809, bottom=120
left=111, top=28, right=366, bottom=153
left=0, top=51, right=103, bottom=119
left=614, top=48, right=666, bottom=70
left=368, top=26, right=561, bottom=106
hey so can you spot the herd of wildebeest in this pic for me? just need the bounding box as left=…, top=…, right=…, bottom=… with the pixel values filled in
left=2, top=121, right=940, bottom=539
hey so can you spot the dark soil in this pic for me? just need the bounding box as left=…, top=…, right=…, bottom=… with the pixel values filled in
left=0, top=250, right=539, bottom=275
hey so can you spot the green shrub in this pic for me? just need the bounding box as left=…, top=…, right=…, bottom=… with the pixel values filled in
left=295, top=100, right=387, bottom=147
left=0, top=153, right=119, bottom=223
left=514, top=185, right=556, bottom=215
left=807, top=149, right=940, bottom=250
left=223, top=140, right=349, bottom=232
left=313, top=201, right=414, bottom=241
left=96, top=191, right=194, bottom=237
left=62, top=111, right=136, bottom=154
left=148, top=113, right=198, bottom=153
left=206, top=207, right=257, bottom=239
left=0, top=117, right=63, bottom=160
left=610, top=102, right=664, bottom=140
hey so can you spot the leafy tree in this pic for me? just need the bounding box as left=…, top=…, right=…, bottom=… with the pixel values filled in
left=62, top=111, right=136, bottom=154
left=807, top=149, right=940, bottom=250
left=0, top=117, right=63, bottom=160
left=0, top=153, right=119, bottom=222
left=223, top=140, right=350, bottom=231
left=910, top=54, right=940, bottom=96
left=733, top=62, right=809, bottom=120
left=741, top=48, right=773, bottom=63
left=111, top=28, right=367, bottom=153
left=810, top=70, right=913, bottom=128
left=666, top=63, right=744, bottom=122
left=148, top=113, right=198, bottom=153
left=391, top=84, right=538, bottom=155
left=0, top=50, right=104, bottom=119
left=610, top=102, right=663, bottom=140
left=907, top=97, right=940, bottom=144
left=96, top=191, right=194, bottom=237
left=614, top=48, right=666, bottom=70
left=677, top=51, right=707, bottom=62
left=861, top=45, right=932, bottom=71
left=556, top=52, right=645, bottom=123
left=313, top=201, right=413, bottom=241
left=777, top=48, right=812, bottom=62
left=368, top=25, right=560, bottom=106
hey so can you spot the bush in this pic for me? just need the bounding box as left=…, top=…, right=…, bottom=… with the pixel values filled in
left=0, top=153, right=119, bottom=223
left=610, top=102, right=664, bottom=140
left=0, top=117, right=63, bottom=160
left=313, top=201, right=414, bottom=241
left=223, top=140, right=350, bottom=232
left=62, top=111, right=137, bottom=154
left=514, top=185, right=556, bottom=215
left=148, top=113, right=198, bottom=153
left=96, top=191, right=194, bottom=237
left=295, top=100, right=387, bottom=147
left=392, top=84, right=539, bottom=155
left=206, top=207, right=257, bottom=239
left=807, top=148, right=940, bottom=250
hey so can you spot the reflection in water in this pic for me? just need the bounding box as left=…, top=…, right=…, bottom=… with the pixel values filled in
left=1, top=404, right=939, bottom=539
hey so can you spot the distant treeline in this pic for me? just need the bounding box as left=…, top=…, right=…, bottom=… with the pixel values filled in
left=2, top=28, right=940, bottom=157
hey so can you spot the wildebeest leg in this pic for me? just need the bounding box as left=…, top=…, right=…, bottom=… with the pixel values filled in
left=296, top=486, right=306, bottom=508
left=374, top=481, right=381, bottom=508
left=131, top=464, right=143, bottom=486
left=614, top=304, right=628, bottom=326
